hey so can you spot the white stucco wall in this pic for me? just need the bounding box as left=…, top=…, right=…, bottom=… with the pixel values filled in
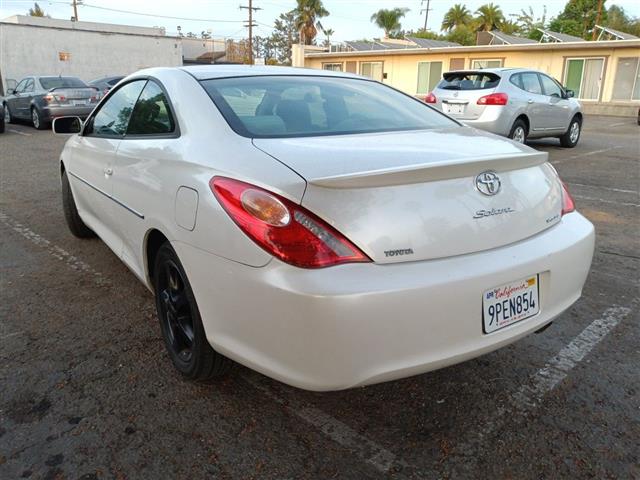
left=0, top=21, right=183, bottom=93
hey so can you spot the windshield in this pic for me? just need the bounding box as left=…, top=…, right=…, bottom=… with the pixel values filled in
left=39, top=77, right=87, bottom=90
left=438, top=72, right=500, bottom=90
left=200, top=75, right=456, bottom=138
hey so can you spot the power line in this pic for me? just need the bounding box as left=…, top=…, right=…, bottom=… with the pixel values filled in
left=79, top=2, right=245, bottom=23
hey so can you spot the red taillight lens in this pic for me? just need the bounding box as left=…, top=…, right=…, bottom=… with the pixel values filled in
left=210, top=177, right=370, bottom=268
left=424, top=92, right=436, bottom=104
left=477, top=92, right=508, bottom=106
left=561, top=181, right=575, bottom=216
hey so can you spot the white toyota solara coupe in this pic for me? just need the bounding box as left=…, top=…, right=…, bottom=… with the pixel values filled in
left=54, top=66, right=595, bottom=391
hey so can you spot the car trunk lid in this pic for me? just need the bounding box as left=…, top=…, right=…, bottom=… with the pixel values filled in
left=253, top=127, right=562, bottom=264
left=46, top=87, right=98, bottom=106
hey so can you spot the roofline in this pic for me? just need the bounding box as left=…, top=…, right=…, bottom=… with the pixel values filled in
left=306, top=38, right=640, bottom=58
left=0, top=19, right=179, bottom=40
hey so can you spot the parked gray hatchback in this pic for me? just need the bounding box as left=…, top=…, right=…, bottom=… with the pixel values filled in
left=426, top=68, right=583, bottom=147
left=3, top=76, right=98, bottom=130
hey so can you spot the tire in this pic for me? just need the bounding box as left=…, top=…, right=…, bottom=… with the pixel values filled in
left=508, top=118, right=528, bottom=144
left=3, top=103, right=13, bottom=124
left=0, top=111, right=4, bottom=134
left=559, top=116, right=581, bottom=148
left=153, top=242, right=232, bottom=382
left=31, top=107, right=48, bottom=130
left=61, top=170, right=95, bottom=238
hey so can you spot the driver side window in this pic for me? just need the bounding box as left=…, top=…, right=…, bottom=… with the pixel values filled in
left=86, top=80, right=146, bottom=137
left=14, top=79, right=28, bottom=93
left=539, top=74, right=563, bottom=98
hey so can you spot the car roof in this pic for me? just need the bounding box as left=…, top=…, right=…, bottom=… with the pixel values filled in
left=178, top=65, right=362, bottom=81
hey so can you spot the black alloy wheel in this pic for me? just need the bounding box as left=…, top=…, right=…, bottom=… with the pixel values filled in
left=153, top=243, right=232, bottom=381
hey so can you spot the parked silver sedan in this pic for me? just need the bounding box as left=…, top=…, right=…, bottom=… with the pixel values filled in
left=3, top=76, right=99, bottom=130
left=426, top=68, right=583, bottom=147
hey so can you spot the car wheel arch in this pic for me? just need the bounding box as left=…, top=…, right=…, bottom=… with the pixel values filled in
left=514, top=114, right=530, bottom=134
left=145, top=228, right=171, bottom=291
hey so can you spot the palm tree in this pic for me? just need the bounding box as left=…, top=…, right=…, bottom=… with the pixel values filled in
left=441, top=4, right=472, bottom=32
left=323, top=28, right=335, bottom=47
left=370, top=8, right=409, bottom=38
left=475, top=3, right=505, bottom=31
left=294, top=0, right=329, bottom=45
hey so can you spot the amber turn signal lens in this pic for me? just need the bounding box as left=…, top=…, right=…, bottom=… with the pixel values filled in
left=240, top=189, right=291, bottom=227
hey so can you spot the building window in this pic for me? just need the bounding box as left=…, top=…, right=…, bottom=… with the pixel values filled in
left=322, top=63, right=343, bottom=72
left=360, top=62, right=383, bottom=81
left=416, top=61, right=443, bottom=95
left=612, top=57, right=640, bottom=101
left=564, top=57, right=605, bottom=100
left=470, top=59, right=503, bottom=69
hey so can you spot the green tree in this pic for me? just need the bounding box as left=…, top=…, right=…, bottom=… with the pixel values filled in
left=551, top=0, right=607, bottom=39
left=28, top=2, right=48, bottom=17
left=445, top=25, right=476, bottom=45
left=441, top=4, right=472, bottom=32
left=604, top=5, right=640, bottom=37
left=370, top=8, right=410, bottom=38
left=474, top=3, right=505, bottom=31
left=268, top=11, right=300, bottom=65
left=294, top=0, right=329, bottom=45
left=548, top=18, right=584, bottom=37
left=511, top=6, right=547, bottom=39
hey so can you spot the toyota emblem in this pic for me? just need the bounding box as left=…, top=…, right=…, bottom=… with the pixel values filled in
left=475, top=171, right=501, bottom=196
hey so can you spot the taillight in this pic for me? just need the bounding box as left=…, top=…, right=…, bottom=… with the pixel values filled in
left=561, top=181, right=575, bottom=216
left=424, top=92, right=436, bottom=104
left=210, top=177, right=370, bottom=268
left=477, top=93, right=508, bottom=105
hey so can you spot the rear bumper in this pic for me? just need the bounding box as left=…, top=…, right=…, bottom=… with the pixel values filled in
left=42, top=105, right=96, bottom=121
left=455, top=106, right=514, bottom=137
left=176, top=212, right=595, bottom=391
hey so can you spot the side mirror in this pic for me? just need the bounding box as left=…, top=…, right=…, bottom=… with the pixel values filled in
left=565, top=89, right=575, bottom=98
left=52, top=116, right=83, bottom=135
left=7, top=88, right=15, bottom=95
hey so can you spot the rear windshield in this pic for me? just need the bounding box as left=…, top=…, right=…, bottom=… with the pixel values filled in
left=39, top=77, right=87, bottom=90
left=438, top=72, right=500, bottom=90
left=199, top=75, right=456, bottom=138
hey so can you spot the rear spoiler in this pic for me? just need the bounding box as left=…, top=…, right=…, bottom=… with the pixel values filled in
left=308, top=151, right=549, bottom=189
left=47, top=86, right=99, bottom=92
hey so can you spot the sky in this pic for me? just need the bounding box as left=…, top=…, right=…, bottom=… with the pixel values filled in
left=0, top=0, right=639, bottom=42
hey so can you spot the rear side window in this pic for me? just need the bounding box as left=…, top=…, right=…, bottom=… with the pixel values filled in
left=89, top=80, right=146, bottom=137
left=438, top=72, right=500, bottom=90
left=127, top=81, right=176, bottom=135
left=39, top=77, right=86, bottom=89
left=520, top=73, right=543, bottom=95
left=200, top=75, right=455, bottom=138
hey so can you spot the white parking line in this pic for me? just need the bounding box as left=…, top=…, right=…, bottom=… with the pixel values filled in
left=457, top=304, right=634, bottom=460
left=0, top=331, right=25, bottom=340
left=8, top=128, right=32, bottom=136
left=568, top=182, right=638, bottom=195
left=609, top=121, right=628, bottom=127
left=0, top=212, right=108, bottom=285
left=573, top=194, right=640, bottom=208
left=552, top=146, right=622, bottom=165
left=242, top=373, right=399, bottom=473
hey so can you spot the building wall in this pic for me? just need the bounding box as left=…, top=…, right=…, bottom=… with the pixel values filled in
left=0, top=22, right=182, bottom=93
left=303, top=43, right=640, bottom=114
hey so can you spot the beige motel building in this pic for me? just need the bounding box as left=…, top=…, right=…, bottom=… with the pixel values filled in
left=292, top=29, right=640, bottom=117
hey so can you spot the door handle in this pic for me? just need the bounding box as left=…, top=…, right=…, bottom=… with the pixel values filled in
left=103, top=167, right=113, bottom=176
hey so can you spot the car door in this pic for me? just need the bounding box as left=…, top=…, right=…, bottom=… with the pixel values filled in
left=112, top=79, right=180, bottom=278
left=519, top=72, right=547, bottom=136
left=68, top=80, right=146, bottom=254
left=538, top=73, right=572, bottom=133
left=8, top=79, right=29, bottom=118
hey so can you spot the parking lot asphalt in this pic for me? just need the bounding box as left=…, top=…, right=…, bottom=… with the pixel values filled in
left=1, top=115, right=638, bottom=480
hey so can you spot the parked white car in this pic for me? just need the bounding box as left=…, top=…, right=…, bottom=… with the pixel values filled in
left=54, top=66, right=594, bottom=391
left=426, top=68, right=583, bottom=146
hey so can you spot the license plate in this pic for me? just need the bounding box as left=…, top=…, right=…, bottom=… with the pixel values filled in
left=72, top=100, right=87, bottom=106
left=483, top=275, right=540, bottom=333
left=444, top=103, right=464, bottom=115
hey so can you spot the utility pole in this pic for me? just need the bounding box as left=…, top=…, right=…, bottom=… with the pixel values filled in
left=592, top=0, right=604, bottom=40
left=420, top=0, right=431, bottom=31
left=240, top=0, right=261, bottom=64
left=72, top=0, right=79, bottom=21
